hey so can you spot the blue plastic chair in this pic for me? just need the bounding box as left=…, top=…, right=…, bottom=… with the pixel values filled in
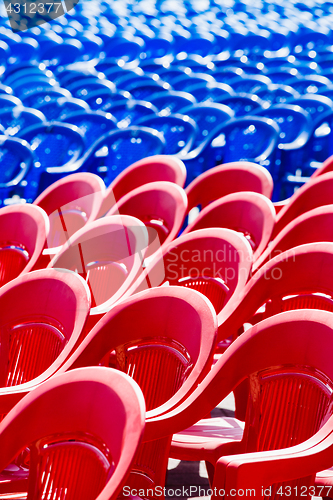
left=304, top=110, right=333, bottom=169
left=253, top=104, right=312, bottom=178
left=4, top=67, right=54, bottom=86
left=171, top=73, right=215, bottom=91
left=189, top=82, right=234, bottom=103
left=284, top=75, right=332, bottom=95
left=7, top=38, right=40, bottom=63
left=56, top=69, right=101, bottom=88
left=218, top=94, right=266, bottom=117
left=74, top=126, right=165, bottom=184
left=0, top=107, right=46, bottom=136
left=135, top=113, right=197, bottom=155
left=181, top=116, right=280, bottom=183
left=179, top=103, right=235, bottom=150
left=213, top=67, right=244, bottom=84
left=124, top=80, right=171, bottom=100
left=317, top=86, right=333, bottom=100
left=79, top=33, right=104, bottom=60
left=113, top=73, right=150, bottom=91
left=85, top=88, right=131, bottom=111
left=11, top=75, right=56, bottom=96
left=0, top=136, right=34, bottom=205
left=0, top=94, right=22, bottom=109
left=104, top=34, right=145, bottom=61
left=21, top=88, right=72, bottom=109
left=61, top=110, right=117, bottom=150
left=256, top=84, right=300, bottom=105
left=150, top=90, right=196, bottom=115
left=228, top=75, right=272, bottom=94
left=157, top=68, right=190, bottom=85
left=0, top=83, right=13, bottom=95
left=103, top=66, right=144, bottom=83
left=37, top=97, right=90, bottom=121
left=40, top=39, right=83, bottom=67
left=108, top=99, right=158, bottom=127
left=66, top=78, right=116, bottom=100
left=287, top=94, right=333, bottom=122
left=212, top=116, right=280, bottom=167
left=17, top=122, right=85, bottom=200
left=176, top=33, right=215, bottom=57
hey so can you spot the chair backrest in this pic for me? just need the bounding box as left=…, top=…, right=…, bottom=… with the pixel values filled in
left=183, top=192, right=275, bottom=260
left=135, top=114, right=198, bottom=155
left=0, top=269, right=90, bottom=403
left=150, top=90, right=196, bottom=115
left=21, top=88, right=71, bottom=109
left=60, top=286, right=217, bottom=491
left=218, top=94, right=266, bottom=117
left=108, top=100, right=158, bottom=128
left=107, top=181, right=187, bottom=255
left=253, top=104, right=311, bottom=148
left=97, top=155, right=187, bottom=218
left=62, top=110, right=117, bottom=149
left=18, top=122, right=85, bottom=171
left=162, top=309, right=333, bottom=495
left=37, top=97, right=89, bottom=121
left=188, top=82, right=233, bottom=103
left=34, top=173, right=105, bottom=249
left=0, top=204, right=49, bottom=285
left=273, top=172, right=333, bottom=238
left=311, top=154, right=333, bottom=178
left=218, top=243, right=333, bottom=344
left=0, top=367, right=145, bottom=500
left=48, top=215, right=148, bottom=316
left=254, top=205, right=333, bottom=271
left=0, top=106, right=46, bottom=136
left=186, top=161, right=274, bottom=214
left=127, top=228, right=252, bottom=320
left=78, top=127, right=165, bottom=186
left=287, top=94, right=333, bottom=122
left=179, top=103, right=235, bottom=150
left=0, top=136, right=34, bottom=196
left=212, top=116, right=279, bottom=165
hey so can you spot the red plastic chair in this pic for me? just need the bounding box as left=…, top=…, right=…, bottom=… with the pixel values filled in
left=59, top=286, right=217, bottom=497
left=125, top=228, right=253, bottom=322
left=33, top=173, right=105, bottom=265
left=97, top=155, right=187, bottom=218
left=48, top=215, right=148, bottom=332
left=185, top=162, right=274, bottom=217
left=0, top=268, right=90, bottom=414
left=0, top=204, right=49, bottom=287
left=0, top=367, right=145, bottom=500
left=165, top=310, right=333, bottom=492
left=214, top=242, right=333, bottom=423
left=106, top=181, right=188, bottom=258
left=183, top=192, right=275, bottom=261
left=254, top=205, right=333, bottom=272
left=273, top=172, right=333, bottom=238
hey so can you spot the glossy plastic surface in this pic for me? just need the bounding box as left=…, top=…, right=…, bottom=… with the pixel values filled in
left=60, top=286, right=217, bottom=494
left=0, top=367, right=145, bottom=500
left=0, top=204, right=49, bottom=286
left=184, top=192, right=275, bottom=260
left=107, top=181, right=187, bottom=256
left=97, top=155, right=187, bottom=218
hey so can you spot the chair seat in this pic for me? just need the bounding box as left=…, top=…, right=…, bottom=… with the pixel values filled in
left=170, top=417, right=244, bottom=461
